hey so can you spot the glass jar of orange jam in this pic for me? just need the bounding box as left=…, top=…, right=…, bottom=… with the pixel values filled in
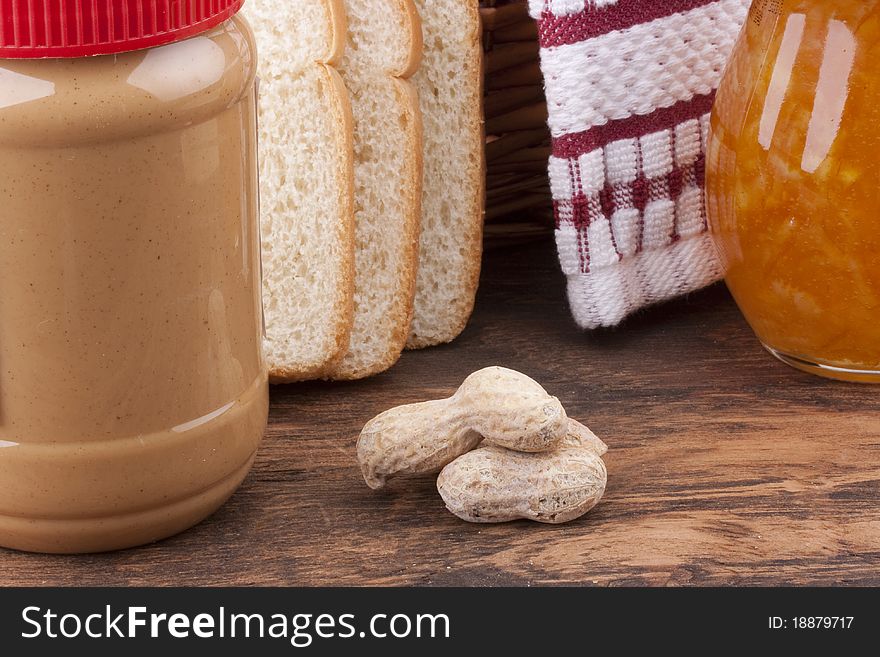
left=707, top=0, right=880, bottom=381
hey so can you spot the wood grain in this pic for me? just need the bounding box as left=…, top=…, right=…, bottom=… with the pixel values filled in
left=4, top=236, right=880, bottom=586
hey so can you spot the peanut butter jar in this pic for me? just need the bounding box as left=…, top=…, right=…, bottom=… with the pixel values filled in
left=0, top=0, right=267, bottom=553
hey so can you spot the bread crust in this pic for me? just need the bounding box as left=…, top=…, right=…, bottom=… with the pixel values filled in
left=395, top=0, right=424, bottom=78
left=406, top=0, right=485, bottom=349
left=367, top=78, right=424, bottom=374
left=323, top=0, right=349, bottom=65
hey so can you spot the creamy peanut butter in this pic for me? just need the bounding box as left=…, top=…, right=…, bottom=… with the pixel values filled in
left=0, top=15, right=267, bottom=553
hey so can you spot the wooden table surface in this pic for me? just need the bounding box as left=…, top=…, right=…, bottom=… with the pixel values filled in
left=5, top=235, right=880, bottom=586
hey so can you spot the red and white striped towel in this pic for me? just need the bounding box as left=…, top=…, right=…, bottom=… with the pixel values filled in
left=530, top=0, right=749, bottom=328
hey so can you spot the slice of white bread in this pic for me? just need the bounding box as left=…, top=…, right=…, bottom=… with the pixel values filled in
left=327, top=0, right=424, bottom=379
left=407, top=0, right=485, bottom=349
left=247, top=0, right=356, bottom=382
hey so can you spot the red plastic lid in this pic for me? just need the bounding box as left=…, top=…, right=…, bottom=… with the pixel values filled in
left=0, top=0, right=245, bottom=58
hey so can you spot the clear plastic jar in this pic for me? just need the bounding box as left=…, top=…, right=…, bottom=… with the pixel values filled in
left=0, top=2, right=267, bottom=552
left=707, top=0, right=880, bottom=381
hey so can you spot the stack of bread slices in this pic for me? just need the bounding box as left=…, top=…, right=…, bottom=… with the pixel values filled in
left=247, top=0, right=485, bottom=382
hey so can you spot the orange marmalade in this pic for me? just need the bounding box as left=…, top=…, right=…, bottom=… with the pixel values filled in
left=707, top=0, right=880, bottom=381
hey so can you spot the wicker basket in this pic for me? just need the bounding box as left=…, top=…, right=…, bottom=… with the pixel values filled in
left=480, top=0, right=552, bottom=243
